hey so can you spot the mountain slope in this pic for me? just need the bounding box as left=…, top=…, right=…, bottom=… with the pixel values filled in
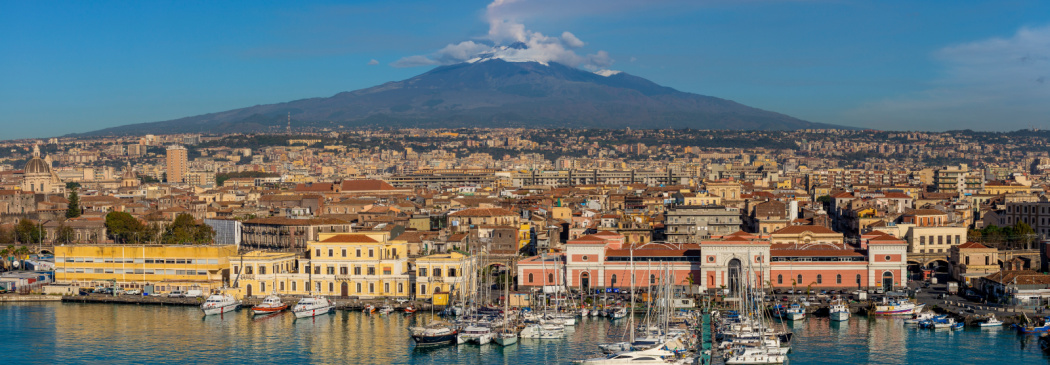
left=80, top=60, right=846, bottom=135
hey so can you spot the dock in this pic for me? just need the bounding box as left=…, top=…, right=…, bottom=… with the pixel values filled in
left=0, top=295, right=63, bottom=302
left=60, top=293, right=445, bottom=312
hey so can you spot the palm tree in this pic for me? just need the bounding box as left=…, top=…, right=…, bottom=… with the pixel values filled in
left=14, top=246, right=31, bottom=270
left=0, top=246, right=10, bottom=271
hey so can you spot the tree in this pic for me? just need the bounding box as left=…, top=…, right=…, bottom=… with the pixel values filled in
left=55, top=223, right=75, bottom=244
left=105, top=212, right=147, bottom=244
left=161, top=214, right=215, bottom=245
left=65, top=182, right=81, bottom=191
left=13, top=246, right=31, bottom=269
left=15, top=219, right=41, bottom=244
left=66, top=189, right=81, bottom=219
left=0, top=246, right=10, bottom=270
left=0, top=226, right=14, bottom=244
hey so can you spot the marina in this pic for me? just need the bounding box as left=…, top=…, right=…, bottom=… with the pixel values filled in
left=1, top=302, right=1049, bottom=364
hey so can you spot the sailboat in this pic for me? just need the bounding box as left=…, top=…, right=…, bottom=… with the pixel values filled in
left=494, top=269, right=518, bottom=346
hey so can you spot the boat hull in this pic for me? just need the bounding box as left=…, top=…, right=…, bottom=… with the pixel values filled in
left=293, top=305, right=333, bottom=319
left=412, top=333, right=457, bottom=347
left=494, top=335, right=517, bottom=346
left=252, top=305, right=288, bottom=316
left=202, top=303, right=238, bottom=316
left=830, top=311, right=850, bottom=322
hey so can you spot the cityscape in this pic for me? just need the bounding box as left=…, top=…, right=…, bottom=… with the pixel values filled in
left=2, top=1, right=1050, bottom=364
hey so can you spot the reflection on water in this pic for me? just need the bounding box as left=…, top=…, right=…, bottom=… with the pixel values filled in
left=2, top=303, right=1049, bottom=365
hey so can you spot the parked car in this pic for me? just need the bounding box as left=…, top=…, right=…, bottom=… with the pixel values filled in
left=168, top=290, right=187, bottom=298
left=125, top=289, right=142, bottom=295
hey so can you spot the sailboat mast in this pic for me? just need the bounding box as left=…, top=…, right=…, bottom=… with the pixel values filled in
left=629, top=244, right=635, bottom=343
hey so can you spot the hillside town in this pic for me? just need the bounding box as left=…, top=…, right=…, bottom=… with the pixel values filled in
left=0, top=128, right=1049, bottom=310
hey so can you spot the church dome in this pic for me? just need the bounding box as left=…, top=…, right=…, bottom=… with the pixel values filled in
left=24, top=157, right=51, bottom=175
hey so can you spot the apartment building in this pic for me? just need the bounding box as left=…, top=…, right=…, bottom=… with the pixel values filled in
left=53, top=244, right=237, bottom=293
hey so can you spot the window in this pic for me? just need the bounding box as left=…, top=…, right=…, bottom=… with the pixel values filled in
left=341, top=249, right=347, bottom=257
left=280, top=282, right=285, bottom=291
left=548, top=273, right=554, bottom=283
left=955, top=235, right=961, bottom=244
left=314, top=266, right=320, bottom=275
left=327, top=267, right=335, bottom=275
left=356, top=283, right=362, bottom=292
left=398, top=283, right=403, bottom=293
left=384, top=283, right=390, bottom=293
left=797, top=275, right=802, bottom=285
left=433, top=268, right=442, bottom=277
left=420, top=284, right=427, bottom=295
left=650, top=274, right=656, bottom=284
left=328, top=249, right=334, bottom=257
left=856, top=274, right=861, bottom=284
left=919, top=236, right=925, bottom=245
left=367, top=267, right=376, bottom=276
left=817, top=275, right=822, bottom=284
left=419, top=268, right=427, bottom=277
left=708, top=256, right=715, bottom=262
left=582, top=256, right=588, bottom=261
left=369, top=283, right=374, bottom=293
left=836, top=274, right=842, bottom=284
left=259, top=266, right=266, bottom=275
left=368, top=249, right=374, bottom=258
left=292, top=281, right=297, bottom=291
left=528, top=273, right=534, bottom=283
left=354, top=267, right=362, bottom=275
left=938, top=236, right=943, bottom=245
left=449, top=268, right=457, bottom=277
left=356, top=250, right=361, bottom=258
left=340, top=267, right=348, bottom=275
left=315, top=282, right=321, bottom=293
left=315, top=249, right=321, bottom=258
left=885, top=255, right=891, bottom=261
left=777, top=275, right=783, bottom=285
left=329, top=282, right=334, bottom=292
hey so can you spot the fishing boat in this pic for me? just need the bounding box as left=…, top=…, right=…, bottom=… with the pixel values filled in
left=1014, top=314, right=1050, bottom=334
left=363, top=304, right=376, bottom=313
left=378, top=304, right=395, bottom=315
left=870, top=298, right=924, bottom=316
left=403, top=305, right=417, bottom=314
left=979, top=315, right=1003, bottom=328
left=201, top=292, right=239, bottom=315
left=410, top=321, right=458, bottom=347
left=773, top=303, right=805, bottom=321
left=251, top=294, right=288, bottom=315
left=829, top=301, right=849, bottom=322
left=292, top=296, right=334, bottom=319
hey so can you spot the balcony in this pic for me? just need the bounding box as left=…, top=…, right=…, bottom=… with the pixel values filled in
left=336, top=275, right=352, bottom=281
left=238, top=274, right=256, bottom=281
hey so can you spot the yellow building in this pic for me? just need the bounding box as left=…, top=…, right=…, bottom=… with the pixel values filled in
left=518, top=222, right=532, bottom=250
left=295, top=232, right=411, bottom=299
left=228, top=251, right=299, bottom=298
left=54, top=244, right=237, bottom=294
left=414, top=252, right=477, bottom=300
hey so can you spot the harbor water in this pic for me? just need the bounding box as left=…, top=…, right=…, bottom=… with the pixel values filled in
left=1, top=303, right=1048, bottom=364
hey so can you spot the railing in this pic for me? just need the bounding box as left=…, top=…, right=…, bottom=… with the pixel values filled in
left=239, top=274, right=255, bottom=281
left=335, top=275, right=352, bottom=281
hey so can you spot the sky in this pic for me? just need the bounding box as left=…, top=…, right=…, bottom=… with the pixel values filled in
left=1, top=0, right=1048, bottom=139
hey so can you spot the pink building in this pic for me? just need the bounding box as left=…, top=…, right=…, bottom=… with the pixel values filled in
left=517, top=229, right=908, bottom=293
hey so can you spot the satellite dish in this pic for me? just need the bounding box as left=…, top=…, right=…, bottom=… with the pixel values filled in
left=11, top=261, right=20, bottom=268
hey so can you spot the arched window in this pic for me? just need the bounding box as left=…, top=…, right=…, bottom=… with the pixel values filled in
left=650, top=274, right=656, bottom=284
left=528, top=273, right=534, bottom=283
left=836, top=274, right=842, bottom=284
left=797, top=275, right=802, bottom=285
left=816, top=275, right=822, bottom=284
left=611, top=274, right=617, bottom=286
left=856, top=274, right=861, bottom=284
left=777, top=274, right=783, bottom=285
left=548, top=273, right=554, bottom=283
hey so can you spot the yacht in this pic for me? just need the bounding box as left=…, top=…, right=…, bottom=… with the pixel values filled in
left=201, top=293, right=239, bottom=315
left=457, top=325, right=494, bottom=345
left=724, top=346, right=787, bottom=365
left=410, top=322, right=458, bottom=347
left=829, top=301, right=850, bottom=322
left=494, top=329, right=518, bottom=346
left=575, top=339, right=689, bottom=364
left=610, top=307, right=628, bottom=319
left=520, top=323, right=566, bottom=339
left=251, top=294, right=288, bottom=315
left=292, top=296, right=334, bottom=319
left=378, top=304, right=395, bottom=315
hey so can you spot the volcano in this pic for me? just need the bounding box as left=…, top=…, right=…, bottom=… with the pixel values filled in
left=80, top=59, right=847, bottom=135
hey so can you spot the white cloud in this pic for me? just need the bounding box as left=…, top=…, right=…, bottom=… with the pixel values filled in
left=392, top=0, right=614, bottom=70
left=367, top=59, right=379, bottom=65
left=847, top=25, right=1050, bottom=131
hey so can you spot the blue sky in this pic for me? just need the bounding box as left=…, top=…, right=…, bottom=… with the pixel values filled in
left=1, top=0, right=1048, bottom=139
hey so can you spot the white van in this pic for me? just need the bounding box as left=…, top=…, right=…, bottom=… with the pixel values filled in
left=185, top=289, right=204, bottom=298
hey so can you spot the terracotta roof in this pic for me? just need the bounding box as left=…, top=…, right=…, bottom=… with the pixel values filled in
left=340, top=179, right=395, bottom=191
left=983, top=270, right=1050, bottom=286
left=771, top=225, right=838, bottom=235
left=320, top=234, right=378, bottom=243
left=449, top=207, right=516, bottom=217
left=957, top=241, right=991, bottom=249
left=905, top=209, right=945, bottom=216
left=567, top=234, right=607, bottom=243
left=294, top=182, right=334, bottom=192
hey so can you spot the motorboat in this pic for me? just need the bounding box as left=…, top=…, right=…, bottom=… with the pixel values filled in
left=610, top=307, right=628, bottom=319
left=403, top=305, right=417, bottom=314
left=773, top=303, right=805, bottom=321
left=724, top=346, right=787, bottom=365
left=363, top=304, right=376, bottom=313
left=829, top=301, right=849, bottom=322
left=201, top=293, right=239, bottom=316
left=457, top=325, right=494, bottom=345
left=251, top=294, right=288, bottom=315
left=979, top=315, right=1003, bottom=328
left=598, top=342, right=633, bottom=354
left=410, top=322, right=457, bottom=347
left=903, top=311, right=935, bottom=324
left=379, top=304, right=395, bottom=315
left=292, top=296, right=334, bottom=319
left=579, top=308, right=590, bottom=317
left=575, top=338, right=690, bottom=364
left=871, top=298, right=924, bottom=316
left=1014, top=318, right=1050, bottom=334
left=519, top=323, right=566, bottom=339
